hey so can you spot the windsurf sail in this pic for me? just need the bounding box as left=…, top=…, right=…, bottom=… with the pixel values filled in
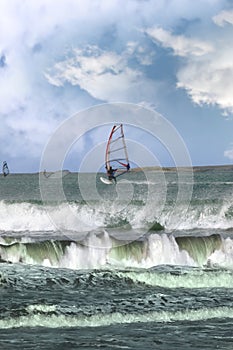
left=105, top=124, right=130, bottom=179
left=43, top=169, right=70, bottom=179
left=2, top=161, right=9, bottom=177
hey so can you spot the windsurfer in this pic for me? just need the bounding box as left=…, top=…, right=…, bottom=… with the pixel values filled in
left=106, top=166, right=117, bottom=183
left=2, top=161, right=9, bottom=177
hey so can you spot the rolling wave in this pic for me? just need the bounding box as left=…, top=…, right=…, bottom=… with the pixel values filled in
left=0, top=232, right=232, bottom=269
left=1, top=198, right=233, bottom=233
left=1, top=306, right=233, bottom=329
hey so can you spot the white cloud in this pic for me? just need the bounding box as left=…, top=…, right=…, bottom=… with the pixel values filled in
left=145, top=27, right=214, bottom=57
left=213, top=9, right=233, bottom=26
left=146, top=13, right=233, bottom=114
left=176, top=56, right=233, bottom=113
left=175, top=29, right=233, bottom=113
left=45, top=45, right=157, bottom=102
left=224, top=144, right=233, bottom=160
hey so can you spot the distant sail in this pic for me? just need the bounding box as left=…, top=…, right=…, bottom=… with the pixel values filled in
left=43, top=169, right=70, bottom=179
left=105, top=124, right=130, bottom=179
left=43, top=169, right=51, bottom=178
left=2, top=161, right=9, bottom=177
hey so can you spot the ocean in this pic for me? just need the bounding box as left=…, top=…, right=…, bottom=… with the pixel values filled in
left=1, top=168, right=233, bottom=349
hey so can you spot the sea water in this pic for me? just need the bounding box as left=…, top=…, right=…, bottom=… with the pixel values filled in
left=1, top=169, right=233, bottom=349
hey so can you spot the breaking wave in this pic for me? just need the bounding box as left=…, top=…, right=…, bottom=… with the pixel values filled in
left=0, top=232, right=233, bottom=269
left=1, top=198, right=233, bottom=233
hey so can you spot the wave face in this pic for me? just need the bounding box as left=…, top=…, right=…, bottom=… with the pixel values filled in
left=0, top=232, right=232, bottom=269
left=1, top=170, right=233, bottom=269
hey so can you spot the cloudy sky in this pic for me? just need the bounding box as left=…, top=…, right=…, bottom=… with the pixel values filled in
left=1, top=0, right=233, bottom=173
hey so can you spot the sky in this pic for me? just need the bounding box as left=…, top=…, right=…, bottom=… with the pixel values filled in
left=1, top=0, right=233, bottom=173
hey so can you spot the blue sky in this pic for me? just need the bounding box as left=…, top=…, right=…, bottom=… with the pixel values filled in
left=1, top=0, right=233, bottom=172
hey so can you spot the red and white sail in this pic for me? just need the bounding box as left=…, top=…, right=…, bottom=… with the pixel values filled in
left=105, top=124, right=130, bottom=178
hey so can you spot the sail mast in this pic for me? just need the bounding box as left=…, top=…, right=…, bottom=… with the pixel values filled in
left=120, top=124, right=129, bottom=164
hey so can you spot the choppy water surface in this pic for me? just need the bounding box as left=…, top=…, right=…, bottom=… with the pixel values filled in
left=1, top=169, right=233, bottom=349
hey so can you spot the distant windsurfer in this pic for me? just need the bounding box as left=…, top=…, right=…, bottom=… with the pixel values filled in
left=2, top=161, right=9, bottom=177
left=43, top=169, right=50, bottom=178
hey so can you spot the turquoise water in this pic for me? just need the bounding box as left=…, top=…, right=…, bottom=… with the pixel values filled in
left=1, top=169, right=233, bottom=349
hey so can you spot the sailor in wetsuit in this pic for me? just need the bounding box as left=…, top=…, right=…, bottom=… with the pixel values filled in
left=107, top=166, right=117, bottom=183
